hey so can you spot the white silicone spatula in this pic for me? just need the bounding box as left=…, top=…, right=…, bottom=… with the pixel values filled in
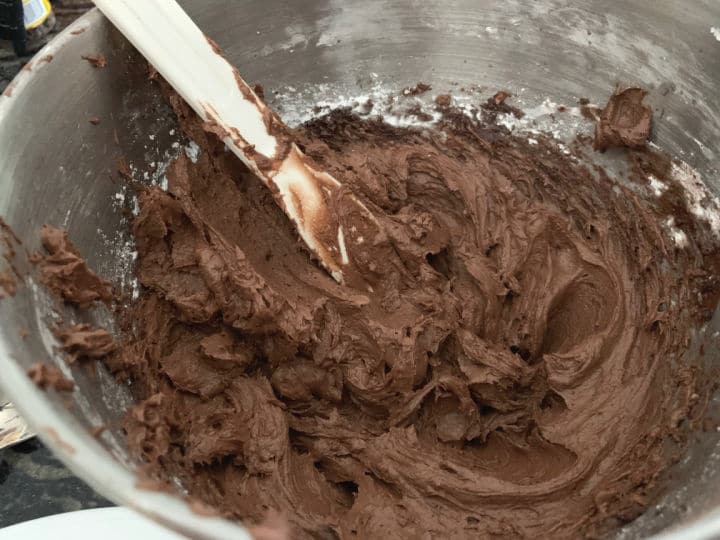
left=92, top=0, right=380, bottom=289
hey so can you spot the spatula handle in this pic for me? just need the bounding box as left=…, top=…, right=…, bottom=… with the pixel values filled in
left=93, top=0, right=277, bottom=159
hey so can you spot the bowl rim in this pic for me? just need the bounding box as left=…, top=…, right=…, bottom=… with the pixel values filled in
left=1, top=6, right=720, bottom=540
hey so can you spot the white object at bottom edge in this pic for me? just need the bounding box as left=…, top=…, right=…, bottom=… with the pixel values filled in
left=0, top=507, right=186, bottom=540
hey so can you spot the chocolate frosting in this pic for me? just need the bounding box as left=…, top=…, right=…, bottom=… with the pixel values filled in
left=53, top=323, right=116, bottom=361
left=38, top=225, right=113, bottom=307
left=108, top=98, right=715, bottom=539
left=27, top=363, right=74, bottom=392
left=594, top=87, right=652, bottom=151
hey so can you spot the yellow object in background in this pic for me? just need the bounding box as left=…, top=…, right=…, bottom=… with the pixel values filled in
left=22, top=0, right=52, bottom=30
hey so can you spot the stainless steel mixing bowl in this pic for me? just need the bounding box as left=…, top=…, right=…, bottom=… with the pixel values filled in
left=1, top=1, right=719, bottom=538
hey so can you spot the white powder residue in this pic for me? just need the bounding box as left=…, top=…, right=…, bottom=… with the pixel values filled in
left=383, top=110, right=443, bottom=129
left=94, top=222, right=139, bottom=301
left=671, top=161, right=720, bottom=235
left=131, top=279, right=140, bottom=300
left=665, top=217, right=688, bottom=248
left=711, top=27, right=720, bottom=42
left=275, top=84, right=583, bottom=140
left=184, top=141, right=201, bottom=163
left=298, top=92, right=376, bottom=125
left=115, top=242, right=139, bottom=300
left=648, top=175, right=668, bottom=197
left=452, top=100, right=479, bottom=120
left=495, top=97, right=586, bottom=141
left=134, top=146, right=182, bottom=192
left=274, top=82, right=444, bottom=129
left=497, top=98, right=558, bottom=132
left=112, top=186, right=134, bottom=215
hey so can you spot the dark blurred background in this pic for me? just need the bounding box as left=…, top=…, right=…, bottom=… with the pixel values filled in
left=1, top=1, right=92, bottom=93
